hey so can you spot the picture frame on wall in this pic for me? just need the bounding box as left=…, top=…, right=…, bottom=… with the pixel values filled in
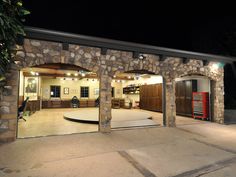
left=64, top=87, right=69, bottom=95
left=25, top=77, right=37, bottom=93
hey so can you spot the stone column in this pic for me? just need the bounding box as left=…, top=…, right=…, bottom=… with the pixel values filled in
left=0, top=64, right=19, bottom=142
left=163, top=78, right=176, bottom=127
left=99, top=74, right=112, bottom=132
left=211, top=78, right=224, bottom=124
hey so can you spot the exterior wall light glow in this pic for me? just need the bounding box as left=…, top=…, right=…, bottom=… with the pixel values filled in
left=67, top=73, right=71, bottom=76
left=212, top=63, right=219, bottom=70
left=74, top=73, right=78, bottom=76
left=81, top=73, right=85, bottom=77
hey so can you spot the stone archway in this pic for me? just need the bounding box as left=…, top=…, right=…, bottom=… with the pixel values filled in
left=0, top=38, right=225, bottom=142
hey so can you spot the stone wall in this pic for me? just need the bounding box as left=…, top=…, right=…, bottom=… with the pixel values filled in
left=0, top=38, right=225, bottom=142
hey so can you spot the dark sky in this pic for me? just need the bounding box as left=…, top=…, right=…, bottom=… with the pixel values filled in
left=23, top=1, right=236, bottom=56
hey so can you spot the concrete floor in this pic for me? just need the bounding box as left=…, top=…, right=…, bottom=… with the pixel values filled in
left=18, top=108, right=157, bottom=138
left=1, top=117, right=236, bottom=177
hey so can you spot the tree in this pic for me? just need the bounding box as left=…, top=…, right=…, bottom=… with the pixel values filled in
left=0, top=0, right=29, bottom=82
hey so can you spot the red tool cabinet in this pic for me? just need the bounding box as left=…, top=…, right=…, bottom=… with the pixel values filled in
left=192, top=92, right=209, bottom=120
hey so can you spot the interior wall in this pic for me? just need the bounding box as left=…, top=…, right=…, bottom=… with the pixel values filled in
left=41, top=77, right=100, bottom=100
left=111, top=82, right=123, bottom=98
left=121, top=75, right=163, bottom=106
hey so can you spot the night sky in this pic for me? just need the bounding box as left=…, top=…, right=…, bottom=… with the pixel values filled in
left=23, top=1, right=236, bottom=56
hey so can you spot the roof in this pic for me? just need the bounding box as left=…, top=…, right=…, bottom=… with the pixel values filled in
left=24, top=26, right=236, bottom=64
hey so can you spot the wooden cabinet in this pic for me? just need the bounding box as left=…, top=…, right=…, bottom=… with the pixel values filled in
left=42, top=99, right=96, bottom=108
left=140, top=84, right=162, bottom=112
left=111, top=99, right=125, bottom=109
left=176, top=80, right=197, bottom=117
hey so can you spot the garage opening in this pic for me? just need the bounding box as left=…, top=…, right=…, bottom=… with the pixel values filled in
left=110, top=70, right=163, bottom=129
left=17, top=63, right=100, bottom=138
left=175, top=75, right=212, bottom=125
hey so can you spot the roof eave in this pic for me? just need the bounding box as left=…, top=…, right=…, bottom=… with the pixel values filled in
left=24, top=26, right=236, bottom=64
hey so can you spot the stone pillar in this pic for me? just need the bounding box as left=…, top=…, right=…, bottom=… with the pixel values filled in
left=211, top=78, right=224, bottom=124
left=164, top=78, right=176, bottom=127
left=99, top=74, right=112, bottom=133
left=0, top=64, right=19, bottom=142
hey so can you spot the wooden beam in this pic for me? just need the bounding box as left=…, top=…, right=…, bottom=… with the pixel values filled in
left=182, top=57, right=190, bottom=64
left=62, top=43, right=69, bottom=50
left=159, top=54, right=167, bottom=61
left=101, top=48, right=107, bottom=55
left=203, top=60, right=210, bottom=66
left=132, top=51, right=140, bottom=59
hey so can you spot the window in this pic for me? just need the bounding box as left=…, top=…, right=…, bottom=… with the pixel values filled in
left=50, top=86, right=61, bottom=98
left=81, top=87, right=89, bottom=98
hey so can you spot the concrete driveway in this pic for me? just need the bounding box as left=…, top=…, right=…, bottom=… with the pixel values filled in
left=1, top=119, right=236, bottom=177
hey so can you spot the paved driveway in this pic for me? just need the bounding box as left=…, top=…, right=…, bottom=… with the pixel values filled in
left=1, top=119, right=236, bottom=177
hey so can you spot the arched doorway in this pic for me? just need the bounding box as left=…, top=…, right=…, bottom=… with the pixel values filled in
left=17, top=63, right=100, bottom=138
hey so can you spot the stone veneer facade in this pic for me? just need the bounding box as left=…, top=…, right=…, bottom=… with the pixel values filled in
left=0, top=39, right=224, bottom=142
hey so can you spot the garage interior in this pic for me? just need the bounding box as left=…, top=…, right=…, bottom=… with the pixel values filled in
left=17, top=63, right=211, bottom=138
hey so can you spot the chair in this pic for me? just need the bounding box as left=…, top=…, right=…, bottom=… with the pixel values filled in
left=71, top=96, right=79, bottom=108
left=18, top=97, right=29, bottom=121
left=95, top=97, right=100, bottom=107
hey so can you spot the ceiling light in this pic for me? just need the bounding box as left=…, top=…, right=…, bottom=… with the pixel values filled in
left=67, top=73, right=71, bottom=76
left=117, top=80, right=120, bottom=83
left=74, top=73, right=78, bottom=76
left=113, top=75, right=116, bottom=78
left=128, top=76, right=131, bottom=79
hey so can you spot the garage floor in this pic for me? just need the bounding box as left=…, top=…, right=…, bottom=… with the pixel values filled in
left=2, top=120, right=236, bottom=177
left=17, top=108, right=207, bottom=138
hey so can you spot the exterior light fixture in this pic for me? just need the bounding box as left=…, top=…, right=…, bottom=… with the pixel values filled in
left=117, top=80, right=120, bottom=83
left=128, top=76, right=131, bottom=79
left=74, top=73, right=78, bottom=76
left=30, top=71, right=35, bottom=75
left=81, top=73, right=85, bottom=77
left=35, top=72, right=39, bottom=76
left=67, top=73, right=71, bottom=76
left=113, top=75, right=116, bottom=78
left=51, top=91, right=54, bottom=95
left=138, top=54, right=146, bottom=60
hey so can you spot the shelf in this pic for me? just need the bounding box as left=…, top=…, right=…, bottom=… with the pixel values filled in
left=123, top=86, right=140, bottom=94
